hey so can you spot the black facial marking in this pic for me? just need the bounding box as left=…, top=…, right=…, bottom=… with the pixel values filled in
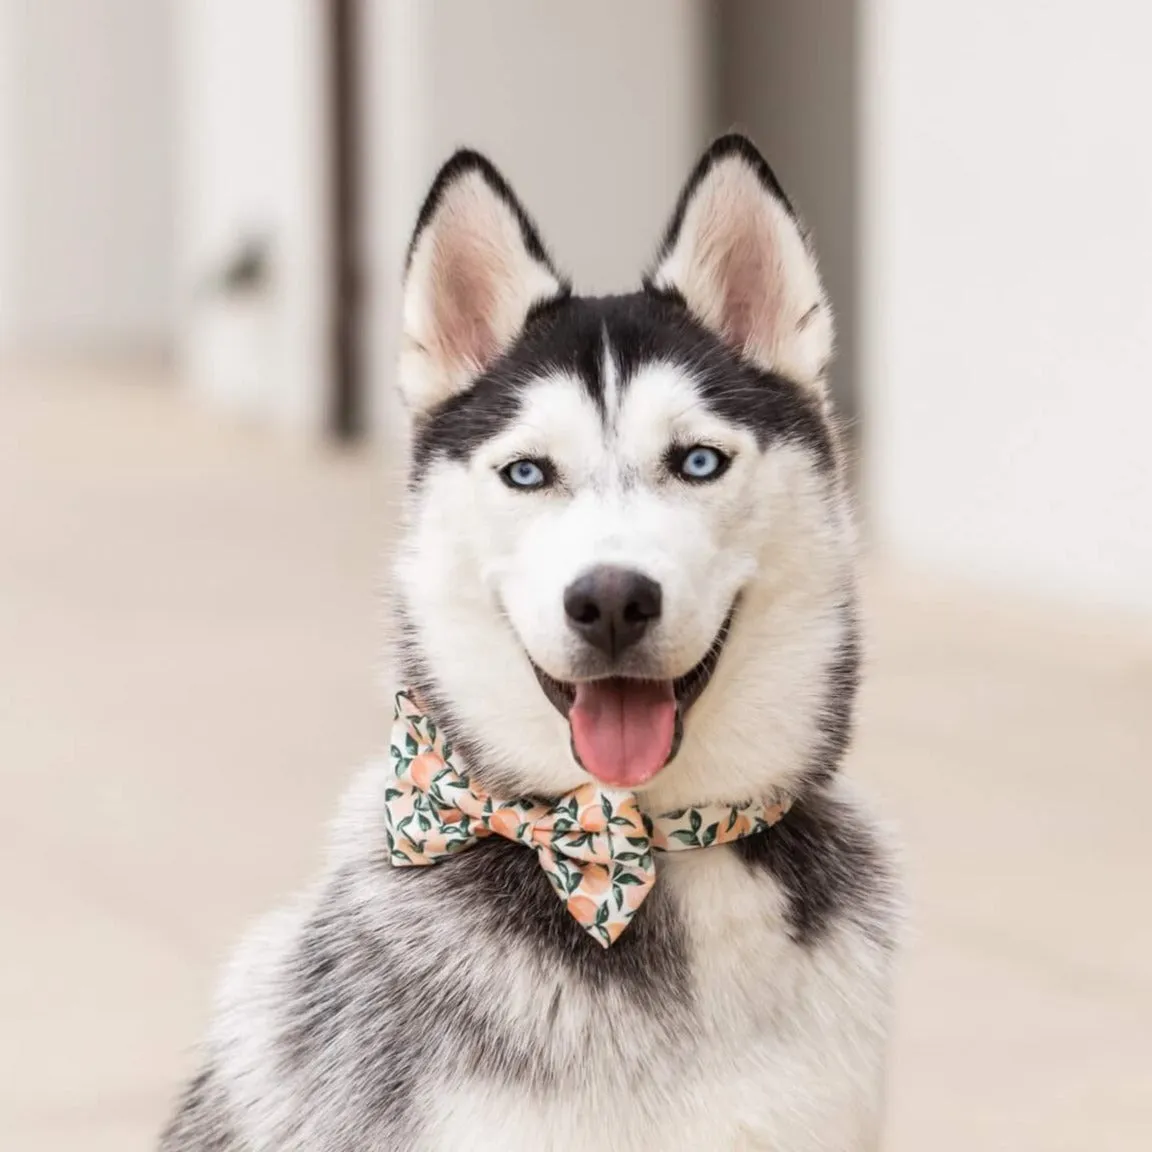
left=608, top=292, right=835, bottom=466
left=410, top=291, right=836, bottom=487
left=410, top=295, right=605, bottom=485
left=734, top=787, right=897, bottom=952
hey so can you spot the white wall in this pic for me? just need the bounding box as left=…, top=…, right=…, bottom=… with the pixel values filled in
left=0, top=0, right=174, bottom=353
left=174, top=0, right=329, bottom=431
left=366, top=0, right=713, bottom=438
left=863, top=3, right=1152, bottom=612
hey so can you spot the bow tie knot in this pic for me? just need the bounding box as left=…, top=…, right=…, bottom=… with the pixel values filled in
left=385, top=691, right=789, bottom=947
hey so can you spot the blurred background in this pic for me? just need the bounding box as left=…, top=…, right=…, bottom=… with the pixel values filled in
left=1, top=2, right=1149, bottom=1149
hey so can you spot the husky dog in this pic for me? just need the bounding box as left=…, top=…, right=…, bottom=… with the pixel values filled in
left=161, top=135, right=900, bottom=1151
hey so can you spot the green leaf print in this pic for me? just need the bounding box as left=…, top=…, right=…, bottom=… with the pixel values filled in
left=405, top=733, right=418, bottom=755
left=670, top=829, right=698, bottom=846
left=690, top=809, right=702, bottom=834
left=700, top=823, right=718, bottom=848
left=594, top=901, right=610, bottom=926
left=600, top=794, right=614, bottom=821
left=614, top=872, right=645, bottom=885
left=384, top=787, right=403, bottom=801
left=614, top=884, right=624, bottom=910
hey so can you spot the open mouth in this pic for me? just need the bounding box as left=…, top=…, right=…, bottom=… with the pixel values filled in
left=531, top=608, right=735, bottom=789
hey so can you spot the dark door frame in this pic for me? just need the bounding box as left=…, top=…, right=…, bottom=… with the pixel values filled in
left=328, top=0, right=363, bottom=441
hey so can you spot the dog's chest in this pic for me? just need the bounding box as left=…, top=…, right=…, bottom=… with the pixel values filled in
left=422, top=850, right=885, bottom=1152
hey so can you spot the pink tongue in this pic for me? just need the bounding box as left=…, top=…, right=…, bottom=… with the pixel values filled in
left=569, top=679, right=677, bottom=788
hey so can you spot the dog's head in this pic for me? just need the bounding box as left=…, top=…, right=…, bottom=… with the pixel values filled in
left=393, top=137, right=857, bottom=810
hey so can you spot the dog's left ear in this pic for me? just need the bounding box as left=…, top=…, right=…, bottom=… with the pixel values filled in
left=400, top=151, right=569, bottom=419
left=646, top=135, right=833, bottom=393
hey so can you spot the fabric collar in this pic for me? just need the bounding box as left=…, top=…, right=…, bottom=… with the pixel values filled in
left=385, top=690, right=790, bottom=947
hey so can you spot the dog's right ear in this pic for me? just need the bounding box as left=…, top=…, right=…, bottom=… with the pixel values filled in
left=646, top=135, right=833, bottom=395
left=400, top=151, right=568, bottom=419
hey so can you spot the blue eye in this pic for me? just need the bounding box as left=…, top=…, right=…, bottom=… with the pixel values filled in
left=500, top=458, right=550, bottom=490
left=677, top=445, right=729, bottom=482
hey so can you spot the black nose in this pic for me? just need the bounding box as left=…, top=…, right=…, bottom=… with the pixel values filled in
left=563, top=566, right=663, bottom=659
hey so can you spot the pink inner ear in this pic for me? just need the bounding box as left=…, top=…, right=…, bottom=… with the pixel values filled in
left=430, top=232, right=501, bottom=376
left=718, top=213, right=783, bottom=356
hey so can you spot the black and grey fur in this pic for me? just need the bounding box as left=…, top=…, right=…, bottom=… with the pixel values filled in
left=161, top=135, right=901, bottom=1152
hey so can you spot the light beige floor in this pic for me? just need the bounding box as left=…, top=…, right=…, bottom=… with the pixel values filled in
left=2, top=362, right=1150, bottom=1151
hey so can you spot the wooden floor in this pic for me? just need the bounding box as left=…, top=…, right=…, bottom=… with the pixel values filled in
left=2, top=362, right=1149, bottom=1150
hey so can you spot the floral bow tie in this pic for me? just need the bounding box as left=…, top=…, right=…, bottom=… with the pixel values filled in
left=385, top=691, right=790, bottom=947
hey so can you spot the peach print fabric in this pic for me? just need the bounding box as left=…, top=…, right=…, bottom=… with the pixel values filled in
left=385, top=690, right=791, bottom=947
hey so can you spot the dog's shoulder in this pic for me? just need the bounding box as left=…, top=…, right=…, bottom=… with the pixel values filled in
left=731, top=778, right=902, bottom=953
left=659, top=776, right=901, bottom=1030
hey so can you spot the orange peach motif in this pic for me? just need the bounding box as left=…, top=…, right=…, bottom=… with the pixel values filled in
left=409, top=752, right=442, bottom=791
left=565, top=895, right=599, bottom=925
left=486, top=809, right=523, bottom=841
left=578, top=863, right=612, bottom=896
left=580, top=806, right=607, bottom=833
